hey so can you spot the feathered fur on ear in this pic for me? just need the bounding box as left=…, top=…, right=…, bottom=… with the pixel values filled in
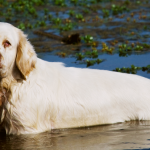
left=16, top=30, right=37, bottom=80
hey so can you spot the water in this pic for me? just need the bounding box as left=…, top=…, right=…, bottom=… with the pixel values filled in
left=1, top=121, right=150, bottom=150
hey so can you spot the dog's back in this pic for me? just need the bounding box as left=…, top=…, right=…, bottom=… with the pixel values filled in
left=27, top=58, right=150, bottom=129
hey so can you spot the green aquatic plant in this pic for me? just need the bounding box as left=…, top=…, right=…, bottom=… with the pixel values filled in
left=142, top=65, right=150, bottom=72
left=35, top=20, right=46, bottom=27
left=119, top=49, right=127, bottom=57
left=124, top=0, right=130, bottom=5
left=18, top=23, right=26, bottom=30
left=10, top=0, right=45, bottom=17
left=96, top=58, right=103, bottom=64
left=54, top=0, right=66, bottom=6
left=113, top=65, right=150, bottom=74
left=83, top=9, right=90, bottom=14
left=75, top=14, right=84, bottom=21
left=136, top=1, right=141, bottom=4
left=134, top=45, right=143, bottom=51
left=76, top=53, right=85, bottom=60
left=0, top=0, right=8, bottom=6
left=86, top=59, right=103, bottom=67
left=143, top=43, right=150, bottom=49
left=85, top=49, right=98, bottom=58
left=71, top=0, right=78, bottom=4
left=143, top=25, right=148, bottom=30
left=83, top=35, right=94, bottom=44
left=102, top=9, right=110, bottom=18
left=118, top=44, right=134, bottom=56
left=52, top=18, right=62, bottom=25
left=59, top=23, right=73, bottom=31
left=69, top=10, right=75, bottom=16
left=44, top=8, right=49, bottom=15
left=111, top=4, right=129, bottom=15
left=90, top=0, right=97, bottom=4
left=27, top=23, right=33, bottom=29
left=113, top=65, right=141, bottom=74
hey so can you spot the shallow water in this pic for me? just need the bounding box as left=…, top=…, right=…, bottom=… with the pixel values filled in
left=1, top=121, right=150, bottom=150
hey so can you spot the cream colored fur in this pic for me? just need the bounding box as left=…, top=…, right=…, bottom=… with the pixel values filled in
left=0, top=22, right=150, bottom=135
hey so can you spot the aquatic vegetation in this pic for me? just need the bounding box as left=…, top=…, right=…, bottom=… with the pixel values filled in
left=117, top=43, right=145, bottom=56
left=85, top=49, right=98, bottom=58
left=136, top=1, right=141, bottom=4
left=59, top=23, right=73, bottom=31
left=69, top=10, right=75, bottom=16
left=124, top=0, right=130, bottom=5
left=83, top=9, right=90, bottom=14
left=134, top=45, right=143, bottom=51
left=111, top=4, right=129, bottom=15
left=10, top=0, right=46, bottom=17
left=113, top=65, right=150, bottom=74
left=0, top=0, right=149, bottom=71
left=52, top=18, right=62, bottom=25
left=113, top=65, right=141, bottom=74
left=76, top=53, right=85, bottom=60
left=35, top=20, right=46, bottom=27
left=71, top=0, right=78, bottom=5
left=75, top=48, right=104, bottom=67
left=86, top=59, right=103, bottom=67
left=143, top=43, right=150, bottom=49
left=18, top=23, right=26, bottom=30
left=102, top=42, right=114, bottom=54
left=102, top=9, right=110, bottom=18
left=82, top=35, right=94, bottom=44
left=54, top=0, right=66, bottom=6
left=75, top=14, right=84, bottom=21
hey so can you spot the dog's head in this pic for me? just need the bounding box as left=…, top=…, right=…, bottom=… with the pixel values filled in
left=0, top=22, right=37, bottom=80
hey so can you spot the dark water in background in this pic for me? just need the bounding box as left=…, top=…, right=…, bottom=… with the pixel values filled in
left=0, top=53, right=150, bottom=150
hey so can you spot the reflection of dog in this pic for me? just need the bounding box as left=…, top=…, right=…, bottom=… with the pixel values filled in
left=0, top=22, right=150, bottom=135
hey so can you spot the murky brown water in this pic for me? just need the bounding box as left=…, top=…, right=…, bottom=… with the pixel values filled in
left=1, top=121, right=150, bottom=150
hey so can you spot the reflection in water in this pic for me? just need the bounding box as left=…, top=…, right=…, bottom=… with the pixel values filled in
left=1, top=121, right=150, bottom=149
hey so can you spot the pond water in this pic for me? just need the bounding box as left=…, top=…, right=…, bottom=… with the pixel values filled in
left=0, top=0, right=150, bottom=149
left=1, top=121, right=150, bottom=150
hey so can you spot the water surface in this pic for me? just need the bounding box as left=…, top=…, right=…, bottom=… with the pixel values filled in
left=1, top=121, right=150, bottom=150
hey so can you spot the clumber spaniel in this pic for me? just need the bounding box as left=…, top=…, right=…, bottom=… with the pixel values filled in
left=0, top=22, right=150, bottom=135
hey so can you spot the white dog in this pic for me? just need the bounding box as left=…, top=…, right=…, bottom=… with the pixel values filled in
left=0, top=22, right=150, bottom=135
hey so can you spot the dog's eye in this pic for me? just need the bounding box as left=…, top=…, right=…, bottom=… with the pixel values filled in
left=4, top=41, right=11, bottom=48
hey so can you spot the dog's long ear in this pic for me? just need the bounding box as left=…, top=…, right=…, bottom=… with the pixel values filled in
left=16, top=30, right=37, bottom=80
